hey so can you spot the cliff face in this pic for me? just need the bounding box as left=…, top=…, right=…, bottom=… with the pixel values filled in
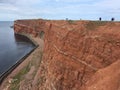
left=14, top=19, right=47, bottom=37
left=14, top=20, right=120, bottom=90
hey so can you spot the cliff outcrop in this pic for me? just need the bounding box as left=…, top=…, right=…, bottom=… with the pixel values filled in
left=14, top=20, right=120, bottom=90
left=14, top=19, right=47, bottom=37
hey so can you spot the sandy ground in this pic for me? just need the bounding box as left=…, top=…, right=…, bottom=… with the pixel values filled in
left=0, top=36, right=44, bottom=90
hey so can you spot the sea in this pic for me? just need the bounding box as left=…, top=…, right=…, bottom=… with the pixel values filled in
left=0, top=21, right=35, bottom=77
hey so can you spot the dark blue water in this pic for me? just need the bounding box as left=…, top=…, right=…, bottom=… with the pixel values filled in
left=0, top=21, right=35, bottom=76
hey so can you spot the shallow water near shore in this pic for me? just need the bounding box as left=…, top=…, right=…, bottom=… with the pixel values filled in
left=0, top=21, right=35, bottom=76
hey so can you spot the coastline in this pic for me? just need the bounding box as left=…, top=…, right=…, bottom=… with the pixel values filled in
left=0, top=33, right=38, bottom=83
left=0, top=33, right=44, bottom=90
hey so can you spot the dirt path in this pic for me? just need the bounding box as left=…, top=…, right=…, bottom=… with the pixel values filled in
left=0, top=37, right=44, bottom=90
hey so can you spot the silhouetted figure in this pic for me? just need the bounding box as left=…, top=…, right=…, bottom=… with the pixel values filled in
left=99, top=17, right=102, bottom=21
left=111, top=17, right=115, bottom=21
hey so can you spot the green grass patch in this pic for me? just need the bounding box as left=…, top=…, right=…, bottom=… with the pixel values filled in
left=10, top=63, right=31, bottom=90
left=85, top=21, right=108, bottom=30
left=31, top=51, right=43, bottom=78
left=10, top=49, right=43, bottom=90
left=39, top=31, right=45, bottom=39
left=67, top=20, right=76, bottom=24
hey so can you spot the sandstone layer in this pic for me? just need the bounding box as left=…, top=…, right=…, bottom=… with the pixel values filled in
left=13, top=19, right=120, bottom=90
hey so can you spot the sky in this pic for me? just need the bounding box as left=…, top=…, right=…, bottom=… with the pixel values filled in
left=0, top=0, right=120, bottom=21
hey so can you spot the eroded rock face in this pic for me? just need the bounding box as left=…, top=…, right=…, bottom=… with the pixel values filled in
left=14, top=20, right=120, bottom=90
left=82, top=60, right=120, bottom=90
left=14, top=19, right=46, bottom=37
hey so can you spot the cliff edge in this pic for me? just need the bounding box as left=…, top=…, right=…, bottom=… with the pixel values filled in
left=13, top=20, right=120, bottom=90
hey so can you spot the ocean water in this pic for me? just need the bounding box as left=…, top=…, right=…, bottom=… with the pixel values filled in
left=0, top=21, right=35, bottom=76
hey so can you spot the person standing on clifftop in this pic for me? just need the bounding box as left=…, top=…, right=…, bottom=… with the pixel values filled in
left=111, top=17, right=115, bottom=21
left=99, top=17, right=102, bottom=21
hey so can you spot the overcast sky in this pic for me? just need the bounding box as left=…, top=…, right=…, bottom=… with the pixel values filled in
left=0, top=0, right=120, bottom=21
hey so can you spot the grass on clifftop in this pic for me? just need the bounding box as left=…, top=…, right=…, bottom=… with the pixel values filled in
left=67, top=20, right=77, bottom=25
left=10, top=63, right=31, bottom=90
left=86, top=21, right=108, bottom=30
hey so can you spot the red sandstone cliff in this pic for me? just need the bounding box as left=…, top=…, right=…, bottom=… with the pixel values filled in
left=14, top=20, right=120, bottom=90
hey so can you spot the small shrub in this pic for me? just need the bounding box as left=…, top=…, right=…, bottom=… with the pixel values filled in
left=67, top=20, right=76, bottom=24
left=39, top=31, right=45, bottom=39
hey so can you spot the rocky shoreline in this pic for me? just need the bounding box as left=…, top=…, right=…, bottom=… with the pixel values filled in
left=0, top=33, right=44, bottom=90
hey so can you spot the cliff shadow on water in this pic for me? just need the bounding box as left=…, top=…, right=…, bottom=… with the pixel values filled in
left=14, top=34, right=36, bottom=46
